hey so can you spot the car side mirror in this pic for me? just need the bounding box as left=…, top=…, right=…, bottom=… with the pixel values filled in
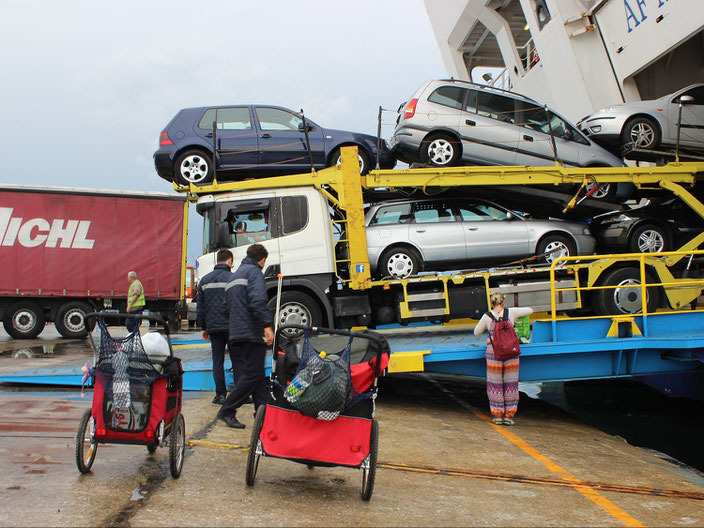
left=679, top=95, right=695, bottom=105
left=506, top=211, right=514, bottom=220
left=298, top=122, right=314, bottom=132
left=563, top=128, right=574, bottom=141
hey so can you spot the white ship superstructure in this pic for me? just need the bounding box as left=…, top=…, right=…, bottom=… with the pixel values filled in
left=424, top=0, right=704, bottom=122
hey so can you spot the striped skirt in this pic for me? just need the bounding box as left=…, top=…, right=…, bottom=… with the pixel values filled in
left=486, top=344, right=520, bottom=419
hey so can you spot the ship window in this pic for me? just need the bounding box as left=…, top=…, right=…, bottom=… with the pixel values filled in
left=427, top=86, right=466, bottom=110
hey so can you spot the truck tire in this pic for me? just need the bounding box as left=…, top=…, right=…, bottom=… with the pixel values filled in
left=55, top=301, right=94, bottom=339
left=268, top=292, right=323, bottom=332
left=3, top=301, right=45, bottom=339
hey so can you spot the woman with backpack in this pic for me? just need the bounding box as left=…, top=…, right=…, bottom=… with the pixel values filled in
left=474, top=293, right=533, bottom=426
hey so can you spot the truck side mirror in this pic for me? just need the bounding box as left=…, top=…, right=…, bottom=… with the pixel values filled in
left=214, top=222, right=232, bottom=249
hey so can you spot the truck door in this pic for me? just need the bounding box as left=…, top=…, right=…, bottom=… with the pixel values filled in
left=408, top=200, right=466, bottom=264
left=195, top=107, right=259, bottom=171
left=254, top=106, right=325, bottom=171
left=456, top=199, right=530, bottom=260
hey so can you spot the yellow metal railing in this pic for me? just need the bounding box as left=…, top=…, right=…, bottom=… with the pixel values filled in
left=547, top=249, right=704, bottom=338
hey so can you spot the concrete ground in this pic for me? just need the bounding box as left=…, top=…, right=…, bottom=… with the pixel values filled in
left=2, top=373, right=704, bottom=527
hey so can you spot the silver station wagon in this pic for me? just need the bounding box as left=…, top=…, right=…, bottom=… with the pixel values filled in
left=365, top=197, right=596, bottom=279
left=391, top=79, right=624, bottom=169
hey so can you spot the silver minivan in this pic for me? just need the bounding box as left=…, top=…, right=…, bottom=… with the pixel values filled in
left=391, top=79, right=624, bottom=169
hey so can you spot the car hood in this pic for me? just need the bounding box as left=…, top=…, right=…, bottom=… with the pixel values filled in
left=584, top=100, right=660, bottom=120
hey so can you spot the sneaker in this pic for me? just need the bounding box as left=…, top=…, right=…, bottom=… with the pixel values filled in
left=217, top=413, right=245, bottom=429
left=212, top=395, right=226, bottom=405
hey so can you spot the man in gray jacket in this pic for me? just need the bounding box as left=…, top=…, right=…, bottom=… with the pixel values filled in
left=217, top=244, right=274, bottom=428
left=196, top=249, right=241, bottom=405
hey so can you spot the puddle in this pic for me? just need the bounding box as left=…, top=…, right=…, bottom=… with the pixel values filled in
left=0, top=342, right=93, bottom=361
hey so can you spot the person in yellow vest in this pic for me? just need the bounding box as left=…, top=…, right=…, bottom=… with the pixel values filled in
left=126, top=271, right=146, bottom=333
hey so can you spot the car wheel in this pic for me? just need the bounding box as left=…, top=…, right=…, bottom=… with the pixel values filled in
left=55, top=301, right=94, bottom=339
left=332, top=148, right=371, bottom=175
left=629, top=224, right=669, bottom=253
left=536, top=235, right=576, bottom=265
left=2, top=301, right=45, bottom=339
left=595, top=267, right=661, bottom=315
left=621, top=117, right=660, bottom=150
left=174, top=149, right=213, bottom=186
left=379, top=246, right=422, bottom=279
left=421, top=134, right=461, bottom=167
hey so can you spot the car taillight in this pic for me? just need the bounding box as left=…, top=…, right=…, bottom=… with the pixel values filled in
left=403, top=99, right=418, bottom=119
left=159, top=132, right=173, bottom=146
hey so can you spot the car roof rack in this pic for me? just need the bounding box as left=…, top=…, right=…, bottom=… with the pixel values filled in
left=437, top=78, right=540, bottom=105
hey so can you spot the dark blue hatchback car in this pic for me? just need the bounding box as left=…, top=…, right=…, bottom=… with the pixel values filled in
left=154, top=105, right=396, bottom=185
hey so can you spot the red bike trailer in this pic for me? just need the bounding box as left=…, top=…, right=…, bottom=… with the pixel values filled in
left=75, top=312, right=185, bottom=478
left=245, top=324, right=389, bottom=500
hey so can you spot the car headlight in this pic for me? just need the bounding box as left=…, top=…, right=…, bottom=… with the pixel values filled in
left=588, top=125, right=602, bottom=134
left=583, top=227, right=591, bottom=235
left=616, top=214, right=633, bottom=222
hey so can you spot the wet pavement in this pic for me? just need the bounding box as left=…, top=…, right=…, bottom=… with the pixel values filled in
left=2, top=372, right=704, bottom=527
left=2, top=328, right=704, bottom=526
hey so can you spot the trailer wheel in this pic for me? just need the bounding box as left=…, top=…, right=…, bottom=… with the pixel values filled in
left=75, top=409, right=97, bottom=474
left=246, top=405, right=266, bottom=486
left=175, top=149, right=213, bottom=186
left=169, top=413, right=185, bottom=478
left=595, top=267, right=661, bottom=315
left=55, top=301, right=94, bottom=339
left=3, top=301, right=45, bottom=339
left=269, top=292, right=322, bottom=335
left=361, top=419, right=378, bottom=500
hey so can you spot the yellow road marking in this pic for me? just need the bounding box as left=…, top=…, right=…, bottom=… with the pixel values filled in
left=472, top=408, right=645, bottom=528
left=173, top=343, right=208, bottom=350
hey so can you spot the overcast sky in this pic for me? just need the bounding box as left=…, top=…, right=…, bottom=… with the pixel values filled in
left=2, top=0, right=446, bottom=263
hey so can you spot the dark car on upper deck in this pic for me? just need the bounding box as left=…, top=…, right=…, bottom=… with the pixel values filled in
left=154, top=105, right=396, bottom=185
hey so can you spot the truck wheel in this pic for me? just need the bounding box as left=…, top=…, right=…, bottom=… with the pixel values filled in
left=174, top=149, right=213, bottom=186
left=595, top=267, right=661, bottom=315
left=55, top=302, right=94, bottom=339
left=3, top=301, right=45, bottom=339
left=268, top=292, right=323, bottom=334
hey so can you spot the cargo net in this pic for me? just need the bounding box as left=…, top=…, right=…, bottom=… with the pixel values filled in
left=94, top=318, right=161, bottom=432
left=283, top=331, right=364, bottom=421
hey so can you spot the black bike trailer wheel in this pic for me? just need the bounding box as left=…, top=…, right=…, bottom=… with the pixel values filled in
left=75, top=408, right=97, bottom=474
left=246, top=405, right=266, bottom=486
left=361, top=419, right=378, bottom=500
left=169, top=413, right=185, bottom=478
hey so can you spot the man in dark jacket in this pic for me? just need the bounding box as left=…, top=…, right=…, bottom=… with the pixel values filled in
left=196, top=249, right=242, bottom=405
left=217, top=244, right=274, bottom=428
